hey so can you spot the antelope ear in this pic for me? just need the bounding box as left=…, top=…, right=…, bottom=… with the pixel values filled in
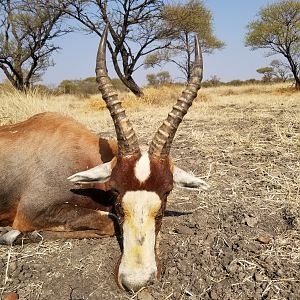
left=68, top=160, right=113, bottom=184
left=173, top=166, right=209, bottom=190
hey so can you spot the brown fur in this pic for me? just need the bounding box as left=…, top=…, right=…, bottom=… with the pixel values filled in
left=2, top=292, right=18, bottom=300
left=109, top=154, right=173, bottom=196
left=0, top=112, right=174, bottom=290
left=110, top=154, right=173, bottom=288
left=0, top=112, right=117, bottom=236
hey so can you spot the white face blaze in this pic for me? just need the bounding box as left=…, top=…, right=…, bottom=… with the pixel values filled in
left=134, top=152, right=151, bottom=183
left=118, top=191, right=161, bottom=291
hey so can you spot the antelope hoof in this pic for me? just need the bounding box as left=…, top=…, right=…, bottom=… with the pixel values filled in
left=0, top=229, right=21, bottom=245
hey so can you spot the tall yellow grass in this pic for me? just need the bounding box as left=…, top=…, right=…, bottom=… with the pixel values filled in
left=0, top=82, right=299, bottom=128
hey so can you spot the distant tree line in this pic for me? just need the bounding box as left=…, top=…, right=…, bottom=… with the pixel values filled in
left=0, top=0, right=299, bottom=92
left=146, top=71, right=172, bottom=86
left=0, top=0, right=223, bottom=94
left=0, top=72, right=292, bottom=95
left=144, top=72, right=292, bottom=89
left=57, top=77, right=129, bottom=96
left=200, top=77, right=294, bottom=88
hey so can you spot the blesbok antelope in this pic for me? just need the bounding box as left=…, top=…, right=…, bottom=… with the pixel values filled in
left=0, top=26, right=209, bottom=292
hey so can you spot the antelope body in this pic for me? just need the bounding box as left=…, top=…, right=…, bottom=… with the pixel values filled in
left=0, top=27, right=209, bottom=292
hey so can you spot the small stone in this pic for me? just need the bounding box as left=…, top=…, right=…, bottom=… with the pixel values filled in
left=24, top=272, right=33, bottom=279
left=238, top=272, right=245, bottom=281
left=9, top=262, right=18, bottom=272
left=244, top=215, right=258, bottom=227
left=257, top=233, right=272, bottom=244
left=227, top=261, right=238, bottom=274
left=254, top=272, right=264, bottom=282
left=276, top=269, right=284, bottom=277
left=174, top=225, right=194, bottom=235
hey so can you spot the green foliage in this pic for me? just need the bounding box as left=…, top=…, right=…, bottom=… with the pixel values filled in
left=256, top=67, right=274, bottom=74
left=202, top=75, right=222, bottom=87
left=245, top=1, right=300, bottom=50
left=146, top=71, right=172, bottom=86
left=146, top=0, right=224, bottom=82
left=57, top=77, right=128, bottom=95
left=245, top=0, right=300, bottom=89
left=226, top=80, right=244, bottom=86
left=163, top=0, right=224, bottom=52
left=146, top=74, right=159, bottom=86
left=58, top=80, right=77, bottom=94
left=256, top=67, right=274, bottom=82
left=156, top=71, right=172, bottom=85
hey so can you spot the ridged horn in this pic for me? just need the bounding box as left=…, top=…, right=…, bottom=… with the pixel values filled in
left=96, top=25, right=140, bottom=156
left=148, top=35, right=203, bottom=158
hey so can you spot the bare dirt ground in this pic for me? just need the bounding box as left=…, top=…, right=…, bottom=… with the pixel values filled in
left=0, top=86, right=300, bottom=299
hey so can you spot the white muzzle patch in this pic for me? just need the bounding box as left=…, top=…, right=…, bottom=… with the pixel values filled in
left=118, top=191, right=161, bottom=291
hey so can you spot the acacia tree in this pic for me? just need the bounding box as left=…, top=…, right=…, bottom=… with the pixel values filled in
left=58, top=0, right=172, bottom=97
left=145, top=0, right=224, bottom=82
left=0, top=0, right=69, bottom=91
left=146, top=71, right=171, bottom=86
left=270, top=59, right=292, bottom=82
left=256, top=67, right=274, bottom=83
left=245, top=0, right=300, bottom=90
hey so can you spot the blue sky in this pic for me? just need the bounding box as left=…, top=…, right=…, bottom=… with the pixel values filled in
left=1, top=0, right=280, bottom=87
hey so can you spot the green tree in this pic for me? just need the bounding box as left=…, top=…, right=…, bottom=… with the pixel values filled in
left=58, top=77, right=128, bottom=95
left=146, top=71, right=171, bottom=86
left=256, top=67, right=274, bottom=83
left=58, top=80, right=78, bottom=94
left=145, top=0, right=224, bottom=82
left=156, top=71, right=172, bottom=85
left=0, top=0, right=69, bottom=91
left=245, top=0, right=300, bottom=90
left=146, top=73, right=159, bottom=86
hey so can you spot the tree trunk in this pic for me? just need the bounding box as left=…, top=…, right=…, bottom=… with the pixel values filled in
left=11, top=79, right=23, bottom=91
left=285, top=53, right=300, bottom=91
left=122, top=76, right=144, bottom=97
left=110, top=54, right=144, bottom=97
left=11, top=78, right=30, bottom=92
left=295, top=77, right=300, bottom=90
left=291, top=71, right=300, bottom=90
left=185, top=32, right=191, bottom=83
left=13, top=79, right=27, bottom=92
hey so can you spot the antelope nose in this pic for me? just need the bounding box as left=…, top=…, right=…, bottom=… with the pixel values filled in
left=119, top=272, right=155, bottom=292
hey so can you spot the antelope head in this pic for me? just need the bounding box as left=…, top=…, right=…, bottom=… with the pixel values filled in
left=68, top=26, right=209, bottom=292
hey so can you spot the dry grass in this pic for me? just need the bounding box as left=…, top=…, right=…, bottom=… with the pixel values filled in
left=0, top=82, right=299, bottom=299
left=1, top=81, right=299, bottom=214
left=1, top=82, right=298, bottom=123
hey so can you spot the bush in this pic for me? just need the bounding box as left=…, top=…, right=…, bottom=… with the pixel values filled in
left=57, top=77, right=128, bottom=96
